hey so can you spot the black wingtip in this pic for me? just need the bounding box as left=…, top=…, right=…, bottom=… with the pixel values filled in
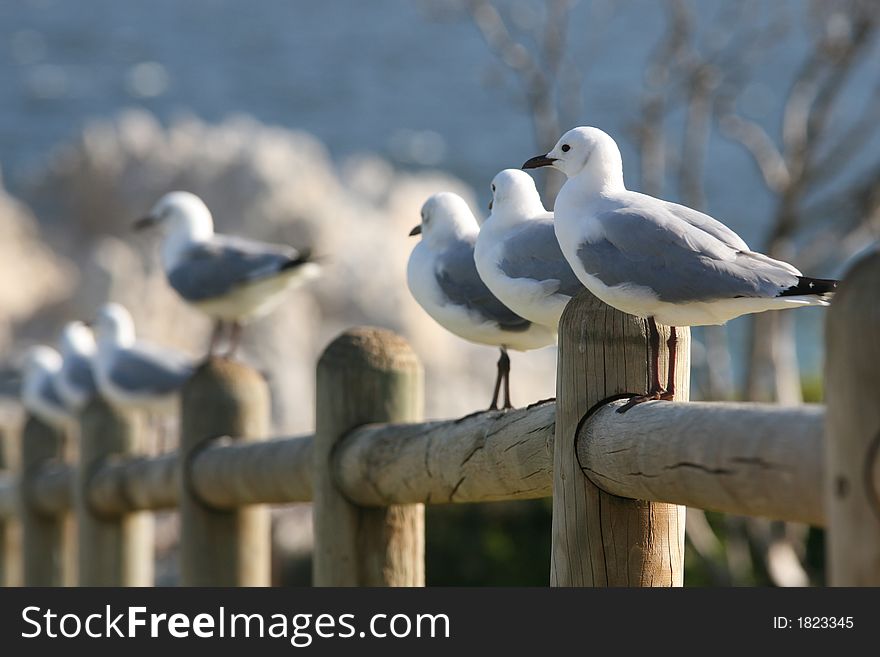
left=281, top=249, right=315, bottom=271
left=778, top=276, right=839, bottom=297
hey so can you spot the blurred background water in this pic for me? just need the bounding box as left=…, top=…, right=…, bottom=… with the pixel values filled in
left=1, top=0, right=877, bottom=586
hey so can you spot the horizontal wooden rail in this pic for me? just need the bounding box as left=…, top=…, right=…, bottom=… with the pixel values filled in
left=0, top=398, right=850, bottom=528
left=579, top=399, right=825, bottom=526
left=88, top=453, right=178, bottom=515
left=29, top=463, right=73, bottom=516
left=336, top=401, right=554, bottom=505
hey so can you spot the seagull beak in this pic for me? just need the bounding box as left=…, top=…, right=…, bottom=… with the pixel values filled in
left=409, top=225, right=422, bottom=237
left=522, top=154, right=557, bottom=170
left=133, top=215, right=157, bottom=232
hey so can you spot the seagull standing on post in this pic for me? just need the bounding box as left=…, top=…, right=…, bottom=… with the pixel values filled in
left=21, top=346, right=71, bottom=430
left=56, top=320, right=98, bottom=412
left=407, top=192, right=556, bottom=410
left=523, top=126, right=837, bottom=412
left=135, top=191, right=320, bottom=357
left=475, top=169, right=582, bottom=331
left=92, top=303, right=194, bottom=412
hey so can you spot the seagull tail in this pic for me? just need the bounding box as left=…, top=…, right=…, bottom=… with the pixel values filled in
left=778, top=276, right=839, bottom=299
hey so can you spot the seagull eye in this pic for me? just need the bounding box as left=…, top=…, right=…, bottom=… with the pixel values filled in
left=561, top=144, right=571, bottom=153
left=491, top=184, right=496, bottom=192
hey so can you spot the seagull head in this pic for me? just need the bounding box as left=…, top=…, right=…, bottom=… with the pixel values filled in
left=21, top=345, right=62, bottom=383
left=411, top=193, right=478, bottom=248
left=489, top=169, right=547, bottom=220
left=134, top=191, right=214, bottom=240
left=522, top=127, right=624, bottom=189
left=59, top=320, right=96, bottom=357
left=94, top=303, right=136, bottom=349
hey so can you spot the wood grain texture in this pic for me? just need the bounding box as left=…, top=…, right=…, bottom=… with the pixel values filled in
left=192, top=435, right=313, bottom=508
left=180, top=357, right=270, bottom=586
left=313, top=327, right=424, bottom=586
left=338, top=401, right=554, bottom=506
left=77, top=398, right=153, bottom=586
left=825, top=250, right=880, bottom=585
left=552, top=290, right=688, bottom=587
left=89, top=453, right=178, bottom=515
left=579, top=400, right=825, bottom=525
left=20, top=416, right=66, bottom=586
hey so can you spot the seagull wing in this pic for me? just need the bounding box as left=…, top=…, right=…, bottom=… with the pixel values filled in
left=168, top=236, right=309, bottom=303
left=497, top=221, right=583, bottom=297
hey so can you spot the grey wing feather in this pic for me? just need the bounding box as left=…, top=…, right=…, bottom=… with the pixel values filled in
left=168, top=236, right=303, bottom=302
left=498, top=221, right=584, bottom=296
left=660, top=198, right=750, bottom=251
left=577, top=209, right=798, bottom=303
left=436, top=240, right=532, bottom=332
left=110, top=347, right=193, bottom=395
left=67, top=354, right=97, bottom=396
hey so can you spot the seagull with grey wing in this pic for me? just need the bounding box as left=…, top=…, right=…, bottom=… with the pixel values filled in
left=56, top=320, right=99, bottom=412
left=135, top=191, right=320, bottom=357
left=523, top=126, right=838, bottom=412
left=407, top=192, right=556, bottom=410
left=475, top=169, right=583, bottom=331
left=93, top=303, right=194, bottom=412
left=21, top=346, right=72, bottom=431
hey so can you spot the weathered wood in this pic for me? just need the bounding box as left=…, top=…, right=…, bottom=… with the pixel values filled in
left=579, top=400, right=825, bottom=526
left=552, top=291, right=688, bottom=586
left=825, top=251, right=880, bottom=585
left=338, top=401, right=554, bottom=506
left=314, top=327, right=424, bottom=586
left=20, top=416, right=67, bottom=586
left=89, top=453, right=178, bottom=515
left=192, top=435, right=313, bottom=508
left=29, top=463, right=73, bottom=515
left=180, top=358, right=271, bottom=586
left=77, top=398, right=154, bottom=586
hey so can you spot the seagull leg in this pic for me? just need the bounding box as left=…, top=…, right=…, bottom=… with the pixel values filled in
left=207, top=321, right=225, bottom=358
left=225, top=321, right=243, bottom=358
left=618, top=317, right=674, bottom=413
left=500, top=347, right=513, bottom=409
left=488, top=348, right=505, bottom=410
left=664, top=326, right=678, bottom=398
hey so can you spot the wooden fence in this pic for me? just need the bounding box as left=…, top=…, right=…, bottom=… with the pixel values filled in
left=0, top=250, right=878, bottom=587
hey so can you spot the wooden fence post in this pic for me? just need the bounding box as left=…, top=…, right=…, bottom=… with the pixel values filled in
left=77, top=398, right=154, bottom=586
left=180, top=358, right=270, bottom=586
left=19, top=416, right=66, bottom=586
left=553, top=291, right=689, bottom=586
left=825, top=250, right=880, bottom=585
left=0, top=426, right=10, bottom=587
left=313, top=327, right=424, bottom=586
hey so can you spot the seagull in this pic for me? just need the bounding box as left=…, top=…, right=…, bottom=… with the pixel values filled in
left=523, top=126, right=838, bottom=412
left=474, top=169, right=582, bottom=331
left=92, top=303, right=194, bottom=412
left=407, top=192, right=556, bottom=410
left=134, top=191, right=320, bottom=357
left=21, top=346, right=71, bottom=431
left=56, top=320, right=99, bottom=412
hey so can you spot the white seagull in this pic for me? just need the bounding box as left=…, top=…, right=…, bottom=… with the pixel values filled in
left=21, top=346, right=71, bottom=431
left=135, top=191, right=320, bottom=357
left=407, top=192, right=556, bottom=410
left=523, top=126, right=838, bottom=411
left=475, top=169, right=582, bottom=331
left=93, top=303, right=194, bottom=412
left=56, top=320, right=99, bottom=412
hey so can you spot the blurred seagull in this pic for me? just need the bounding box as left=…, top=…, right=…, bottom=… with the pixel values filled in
left=135, top=191, right=320, bottom=357
left=475, top=169, right=582, bottom=331
left=56, top=320, right=98, bottom=412
left=21, top=346, right=71, bottom=430
left=523, top=126, right=838, bottom=412
left=93, top=303, right=194, bottom=412
left=407, top=192, right=555, bottom=410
